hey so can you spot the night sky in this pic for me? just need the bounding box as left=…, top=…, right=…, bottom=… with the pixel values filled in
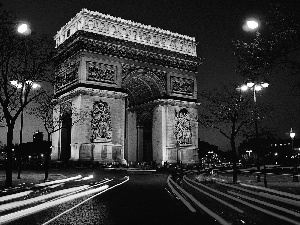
left=0, top=0, right=299, bottom=150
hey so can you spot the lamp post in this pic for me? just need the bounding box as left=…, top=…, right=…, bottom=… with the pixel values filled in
left=243, top=18, right=260, bottom=32
left=240, top=79, right=269, bottom=182
left=10, top=80, right=40, bottom=178
left=290, top=128, right=299, bottom=182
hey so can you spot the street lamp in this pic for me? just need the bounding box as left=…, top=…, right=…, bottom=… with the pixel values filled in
left=10, top=80, right=40, bottom=178
left=289, top=128, right=299, bottom=182
left=17, top=22, right=31, bottom=35
left=242, top=18, right=260, bottom=32
left=239, top=79, right=269, bottom=182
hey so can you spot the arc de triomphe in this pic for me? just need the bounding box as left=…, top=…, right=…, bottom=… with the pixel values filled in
left=51, top=9, right=203, bottom=166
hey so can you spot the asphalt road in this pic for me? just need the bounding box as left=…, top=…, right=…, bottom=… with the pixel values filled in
left=8, top=173, right=217, bottom=225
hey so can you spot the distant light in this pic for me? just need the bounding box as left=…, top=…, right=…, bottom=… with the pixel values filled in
left=18, top=23, right=28, bottom=34
left=240, top=84, right=248, bottom=91
left=246, top=81, right=255, bottom=88
left=261, top=82, right=269, bottom=88
left=290, top=128, right=296, bottom=139
left=274, top=152, right=278, bottom=156
left=254, top=85, right=262, bottom=91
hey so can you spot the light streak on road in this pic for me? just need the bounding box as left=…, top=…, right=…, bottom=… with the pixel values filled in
left=168, top=176, right=230, bottom=225
left=0, top=185, right=90, bottom=212
left=215, top=181, right=300, bottom=207
left=34, top=175, right=82, bottom=187
left=42, top=176, right=130, bottom=225
left=0, top=185, right=110, bottom=224
left=185, top=176, right=300, bottom=225
left=183, top=176, right=243, bottom=213
left=167, top=176, right=196, bottom=212
left=0, top=190, right=32, bottom=203
left=228, top=191, right=300, bottom=218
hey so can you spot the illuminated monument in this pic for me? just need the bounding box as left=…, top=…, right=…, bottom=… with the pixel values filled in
left=51, top=9, right=202, bottom=166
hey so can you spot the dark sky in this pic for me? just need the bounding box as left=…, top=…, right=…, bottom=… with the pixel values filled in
left=0, top=0, right=299, bottom=150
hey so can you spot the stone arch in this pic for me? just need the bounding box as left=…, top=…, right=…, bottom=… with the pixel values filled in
left=122, top=68, right=166, bottom=107
left=60, top=101, right=72, bottom=162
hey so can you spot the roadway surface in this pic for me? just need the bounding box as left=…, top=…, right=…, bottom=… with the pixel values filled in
left=2, top=173, right=216, bottom=225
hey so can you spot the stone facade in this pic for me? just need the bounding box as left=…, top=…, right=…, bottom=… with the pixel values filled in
left=51, top=9, right=202, bottom=166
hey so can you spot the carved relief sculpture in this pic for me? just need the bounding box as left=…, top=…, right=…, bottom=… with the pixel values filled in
left=87, top=61, right=116, bottom=83
left=55, top=61, right=79, bottom=89
left=91, top=101, right=112, bottom=142
left=174, top=108, right=192, bottom=145
left=171, top=76, right=194, bottom=95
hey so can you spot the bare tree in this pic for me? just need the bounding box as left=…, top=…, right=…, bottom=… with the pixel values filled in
left=234, top=3, right=300, bottom=79
left=198, top=85, right=255, bottom=183
left=0, top=10, right=53, bottom=187
left=31, top=93, right=88, bottom=181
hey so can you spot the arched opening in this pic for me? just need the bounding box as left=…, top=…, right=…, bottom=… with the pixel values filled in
left=60, top=106, right=72, bottom=162
left=122, top=69, right=166, bottom=163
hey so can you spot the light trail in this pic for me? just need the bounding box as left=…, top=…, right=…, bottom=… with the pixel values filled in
left=0, top=185, right=90, bottom=212
left=0, top=185, right=110, bottom=224
left=167, top=176, right=196, bottom=212
left=42, top=176, right=130, bottom=225
left=168, top=176, right=230, bottom=225
left=187, top=176, right=300, bottom=225
left=0, top=190, right=33, bottom=203
left=228, top=191, right=300, bottom=218
left=183, top=176, right=243, bottom=213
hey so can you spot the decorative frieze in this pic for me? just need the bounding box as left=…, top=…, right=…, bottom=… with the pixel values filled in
left=87, top=61, right=117, bottom=84
left=57, top=87, right=128, bottom=102
left=128, top=98, right=199, bottom=112
left=55, top=8, right=197, bottom=57
left=171, top=76, right=194, bottom=95
left=55, top=60, right=79, bottom=89
left=121, top=63, right=167, bottom=92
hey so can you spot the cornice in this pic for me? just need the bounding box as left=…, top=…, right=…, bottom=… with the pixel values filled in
left=53, top=31, right=203, bottom=72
